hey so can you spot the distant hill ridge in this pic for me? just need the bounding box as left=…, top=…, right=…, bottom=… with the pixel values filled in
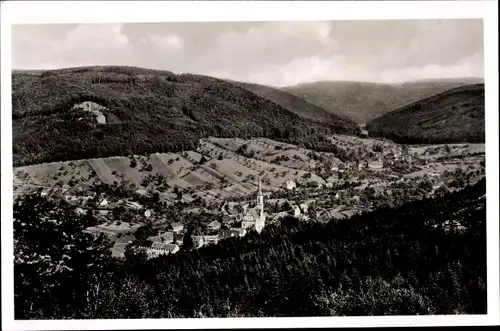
left=365, top=84, right=485, bottom=144
left=231, top=80, right=354, bottom=124
left=12, top=66, right=359, bottom=167
left=282, top=78, right=484, bottom=124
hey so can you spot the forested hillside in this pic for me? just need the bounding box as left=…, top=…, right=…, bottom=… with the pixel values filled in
left=14, top=178, right=486, bottom=319
left=283, top=78, right=484, bottom=124
left=234, top=81, right=353, bottom=123
left=366, top=84, right=485, bottom=144
left=12, top=66, right=359, bottom=167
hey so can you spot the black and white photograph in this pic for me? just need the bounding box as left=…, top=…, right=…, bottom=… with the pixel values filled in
left=1, top=1, right=499, bottom=329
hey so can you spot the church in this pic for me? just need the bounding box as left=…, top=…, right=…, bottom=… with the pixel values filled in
left=240, top=177, right=266, bottom=233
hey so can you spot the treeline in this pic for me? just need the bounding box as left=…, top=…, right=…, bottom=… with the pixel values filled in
left=14, top=178, right=486, bottom=319
left=12, top=66, right=360, bottom=167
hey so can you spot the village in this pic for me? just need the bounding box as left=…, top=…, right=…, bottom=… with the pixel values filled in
left=13, top=135, right=485, bottom=259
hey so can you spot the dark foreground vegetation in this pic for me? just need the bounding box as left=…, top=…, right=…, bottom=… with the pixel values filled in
left=366, top=84, right=485, bottom=144
left=14, top=178, right=486, bottom=319
left=12, top=66, right=359, bottom=167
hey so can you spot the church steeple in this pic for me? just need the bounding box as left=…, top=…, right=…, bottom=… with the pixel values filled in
left=256, top=176, right=264, bottom=207
left=255, top=176, right=265, bottom=233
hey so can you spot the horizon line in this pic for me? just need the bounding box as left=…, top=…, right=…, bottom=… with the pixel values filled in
left=11, top=64, right=485, bottom=88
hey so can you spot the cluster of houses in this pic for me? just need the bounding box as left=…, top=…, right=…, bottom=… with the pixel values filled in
left=140, top=178, right=267, bottom=259
left=139, top=222, right=185, bottom=259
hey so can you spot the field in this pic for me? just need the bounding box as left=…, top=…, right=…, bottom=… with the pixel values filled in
left=14, top=137, right=335, bottom=200
left=14, top=135, right=485, bottom=222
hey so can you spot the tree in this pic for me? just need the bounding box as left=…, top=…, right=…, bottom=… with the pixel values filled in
left=183, top=231, right=195, bottom=251
left=373, top=143, right=384, bottom=153
left=14, top=193, right=112, bottom=319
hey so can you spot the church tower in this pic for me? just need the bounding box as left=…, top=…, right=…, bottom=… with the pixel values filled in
left=255, top=176, right=265, bottom=233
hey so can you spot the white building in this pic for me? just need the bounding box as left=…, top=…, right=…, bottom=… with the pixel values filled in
left=202, top=235, right=219, bottom=246
left=126, top=201, right=143, bottom=210
left=98, top=210, right=110, bottom=216
left=75, top=207, right=86, bottom=216
left=368, top=159, right=384, bottom=169
left=191, top=236, right=205, bottom=249
left=143, top=243, right=179, bottom=259
left=285, top=179, right=297, bottom=191
left=221, top=228, right=247, bottom=238
left=299, top=203, right=308, bottom=214
left=207, top=220, right=221, bottom=231
left=144, top=209, right=154, bottom=218
left=291, top=205, right=301, bottom=217
left=149, top=231, right=174, bottom=244
left=171, top=222, right=184, bottom=233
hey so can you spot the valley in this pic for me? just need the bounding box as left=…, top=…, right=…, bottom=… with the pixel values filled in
left=13, top=134, right=485, bottom=258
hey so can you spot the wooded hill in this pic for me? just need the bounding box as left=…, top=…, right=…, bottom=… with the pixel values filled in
left=234, top=80, right=353, bottom=123
left=283, top=78, right=484, bottom=124
left=12, top=66, right=360, bottom=167
left=365, top=84, right=485, bottom=144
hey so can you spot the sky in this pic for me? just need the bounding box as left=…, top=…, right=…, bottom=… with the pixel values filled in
left=12, top=19, right=484, bottom=87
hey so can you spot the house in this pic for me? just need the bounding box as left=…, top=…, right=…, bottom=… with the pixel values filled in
left=325, top=182, right=334, bottom=189
left=207, top=220, right=221, bottom=231
left=330, top=165, right=339, bottom=172
left=40, top=190, right=50, bottom=197
left=149, top=231, right=174, bottom=244
left=144, top=242, right=180, bottom=259
left=135, top=189, right=148, bottom=196
left=99, top=198, right=109, bottom=207
left=285, top=179, right=296, bottom=191
left=291, top=205, right=301, bottom=217
left=203, top=235, right=219, bottom=246
left=171, top=222, right=184, bottom=233
left=64, top=195, right=80, bottom=204
left=144, top=209, right=154, bottom=218
left=228, top=228, right=247, bottom=237
left=98, top=210, right=110, bottom=216
left=220, top=229, right=237, bottom=239
left=368, top=159, right=384, bottom=169
left=221, top=214, right=235, bottom=223
left=191, top=236, right=205, bottom=249
left=126, top=201, right=143, bottom=210
left=299, top=203, right=308, bottom=214
left=75, top=207, right=86, bottom=216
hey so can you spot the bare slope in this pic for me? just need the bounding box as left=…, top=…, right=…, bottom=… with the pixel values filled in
left=365, top=84, right=485, bottom=144
left=282, top=78, right=484, bottom=124
left=12, top=66, right=360, bottom=167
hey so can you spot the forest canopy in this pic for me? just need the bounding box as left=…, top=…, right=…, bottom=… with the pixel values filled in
left=14, top=178, right=486, bottom=319
left=12, top=66, right=360, bottom=166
